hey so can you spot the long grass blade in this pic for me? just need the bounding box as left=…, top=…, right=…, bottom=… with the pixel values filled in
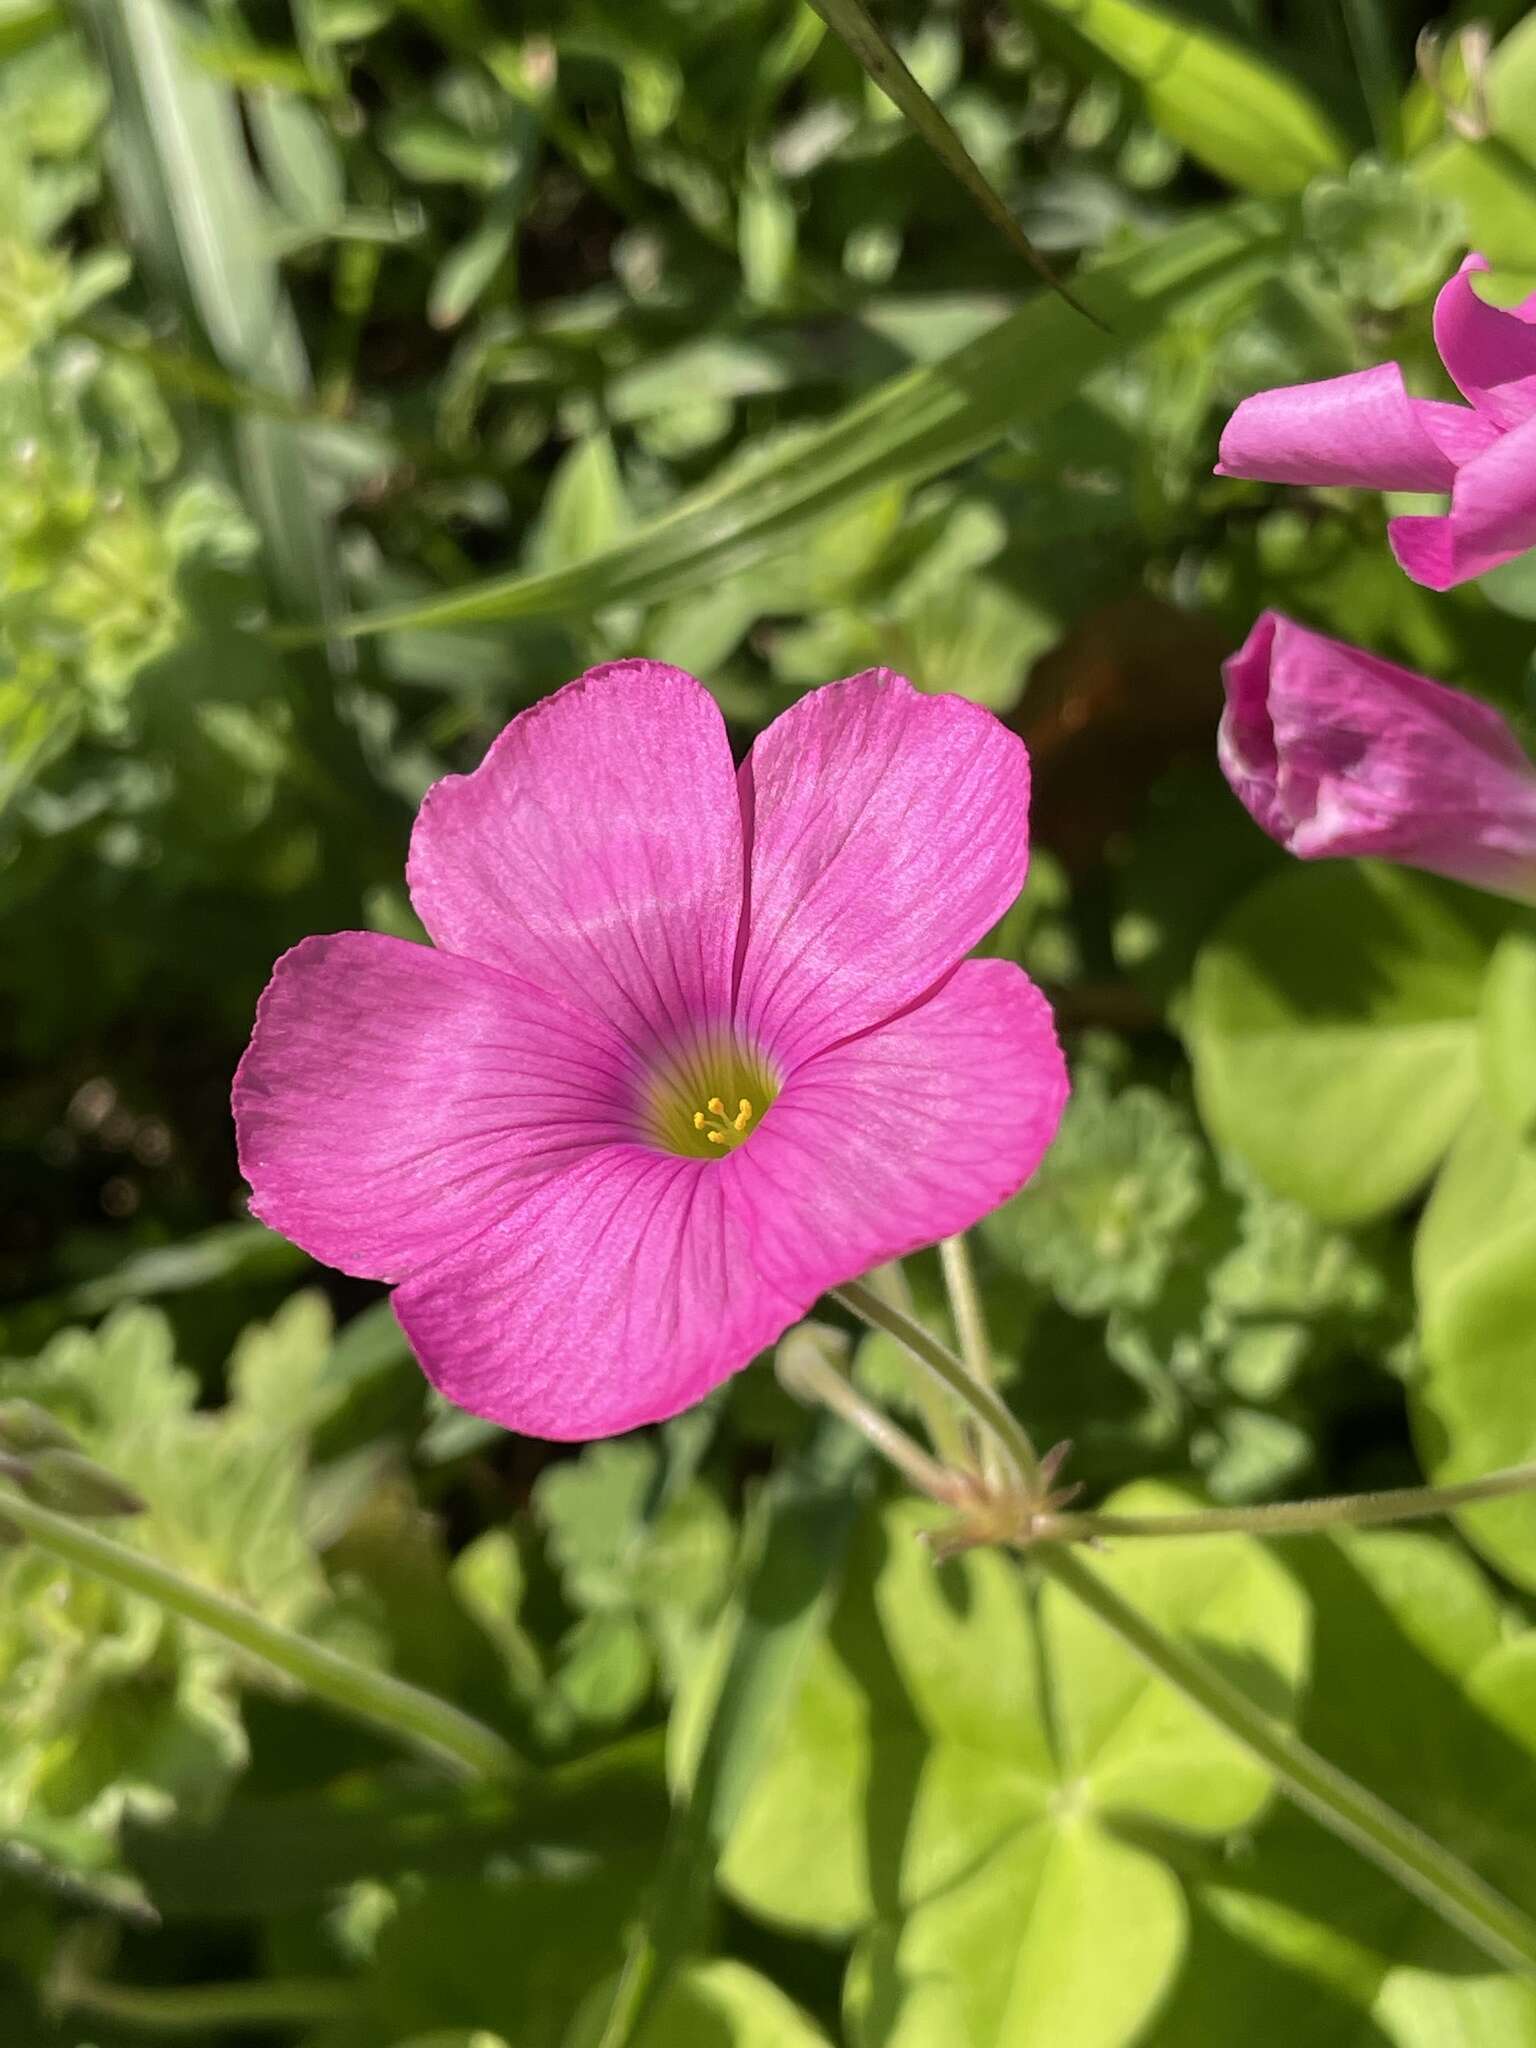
left=303, top=198, right=1288, bottom=645
left=807, top=0, right=1103, bottom=325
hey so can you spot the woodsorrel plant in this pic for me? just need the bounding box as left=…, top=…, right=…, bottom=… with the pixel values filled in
left=225, top=655, right=1536, bottom=2002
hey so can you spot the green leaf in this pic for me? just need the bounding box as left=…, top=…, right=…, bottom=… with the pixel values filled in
left=0, top=1293, right=433, bottom=1889
left=1187, top=864, right=1504, bottom=1223
left=626, top=1961, right=833, bottom=2048
left=1020, top=0, right=1348, bottom=194
left=1414, top=1104, right=1536, bottom=1589
left=429, top=205, right=516, bottom=329
left=78, top=0, right=347, bottom=651
left=737, top=157, right=796, bottom=307
left=1043, top=1480, right=1311, bottom=1834
left=526, top=432, right=635, bottom=576
left=705, top=1485, right=1307, bottom=1945
left=1147, top=1528, right=1536, bottom=2045
left=1411, top=15, right=1536, bottom=271
left=1480, top=930, right=1536, bottom=1137
left=350, top=1862, right=642, bottom=2048
left=124, top=1732, right=667, bottom=1916
left=599, top=1424, right=869, bottom=2047
left=310, top=200, right=1287, bottom=642
left=248, top=86, right=345, bottom=229
left=848, top=1821, right=1185, bottom=2048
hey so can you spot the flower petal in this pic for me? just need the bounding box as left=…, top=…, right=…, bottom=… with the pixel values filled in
left=1218, top=611, right=1536, bottom=897
left=1433, top=254, right=1536, bottom=430
left=393, top=1146, right=806, bottom=1440
left=732, top=959, right=1068, bottom=1299
left=1215, top=364, right=1493, bottom=491
left=234, top=932, right=642, bottom=1282
left=735, top=671, right=1031, bottom=1068
left=1388, top=411, right=1536, bottom=590
left=393, top=959, right=1066, bottom=1442
left=407, top=661, right=744, bottom=1055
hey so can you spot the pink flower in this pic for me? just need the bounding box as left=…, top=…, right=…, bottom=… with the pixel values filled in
left=234, top=663, right=1068, bottom=1441
left=1220, top=612, right=1536, bottom=900
left=1217, top=254, right=1536, bottom=589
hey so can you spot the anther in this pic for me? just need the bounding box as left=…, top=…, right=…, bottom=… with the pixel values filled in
left=707, top=1097, right=726, bottom=1117
left=707, top=1131, right=727, bottom=1146
left=693, top=1111, right=707, bottom=1130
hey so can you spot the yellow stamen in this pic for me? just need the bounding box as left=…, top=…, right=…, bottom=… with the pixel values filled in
left=691, top=1092, right=759, bottom=1151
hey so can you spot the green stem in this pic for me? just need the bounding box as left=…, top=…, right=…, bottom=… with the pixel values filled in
left=56, top=1975, right=353, bottom=2032
left=937, top=1232, right=1003, bottom=1484
left=835, top=1277, right=1039, bottom=1487
left=1045, top=1461, right=1536, bottom=1543
left=0, top=1486, right=516, bottom=1781
left=1038, top=1544, right=1536, bottom=1976
left=938, top=1235, right=994, bottom=1390
left=776, top=1325, right=965, bottom=1506
left=863, top=1263, right=971, bottom=1469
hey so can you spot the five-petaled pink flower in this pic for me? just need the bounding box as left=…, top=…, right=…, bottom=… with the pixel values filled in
left=1217, top=253, right=1536, bottom=590
left=234, top=664, right=1068, bottom=1441
left=1220, top=611, right=1536, bottom=901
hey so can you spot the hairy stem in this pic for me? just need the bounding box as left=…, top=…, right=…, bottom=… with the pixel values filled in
left=863, top=1261, right=972, bottom=1468
left=835, top=1277, right=1039, bottom=1488
left=937, top=1232, right=1004, bottom=1483
left=56, top=1974, right=353, bottom=2032
left=777, top=1327, right=966, bottom=1506
left=1044, top=1461, right=1536, bottom=1543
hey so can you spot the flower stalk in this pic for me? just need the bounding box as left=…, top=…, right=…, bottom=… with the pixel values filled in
left=1040, top=1462, right=1536, bottom=1542
left=834, top=1276, right=1040, bottom=1490
left=0, top=1484, right=517, bottom=1782
left=823, top=1240, right=1536, bottom=1977
left=1040, top=1543, right=1536, bottom=1976
left=776, top=1323, right=966, bottom=1508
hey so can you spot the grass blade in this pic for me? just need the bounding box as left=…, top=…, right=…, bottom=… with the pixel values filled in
left=807, top=0, right=1102, bottom=324
left=305, top=198, right=1288, bottom=645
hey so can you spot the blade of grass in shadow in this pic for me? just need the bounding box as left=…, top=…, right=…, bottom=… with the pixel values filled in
left=299, top=197, right=1288, bottom=645
left=1340, top=0, right=1403, bottom=158
left=806, top=0, right=1103, bottom=326
left=592, top=1423, right=872, bottom=2048
left=80, top=0, right=340, bottom=630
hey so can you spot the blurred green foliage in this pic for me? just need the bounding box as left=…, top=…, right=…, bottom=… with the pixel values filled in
left=3, top=0, right=1536, bottom=2041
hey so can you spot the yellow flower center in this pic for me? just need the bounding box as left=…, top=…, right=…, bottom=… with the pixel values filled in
left=646, top=1034, right=778, bottom=1159
left=693, top=1095, right=755, bottom=1148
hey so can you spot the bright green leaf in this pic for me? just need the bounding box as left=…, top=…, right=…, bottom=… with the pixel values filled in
left=1020, top=0, right=1347, bottom=194
left=1188, top=864, right=1504, bottom=1223
left=1414, top=1104, right=1536, bottom=1590
left=1480, top=930, right=1536, bottom=1138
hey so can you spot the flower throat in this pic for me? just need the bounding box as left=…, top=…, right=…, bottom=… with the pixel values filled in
left=646, top=1032, right=779, bottom=1160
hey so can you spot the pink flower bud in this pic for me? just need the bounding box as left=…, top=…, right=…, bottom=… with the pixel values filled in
left=1220, top=612, right=1536, bottom=902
